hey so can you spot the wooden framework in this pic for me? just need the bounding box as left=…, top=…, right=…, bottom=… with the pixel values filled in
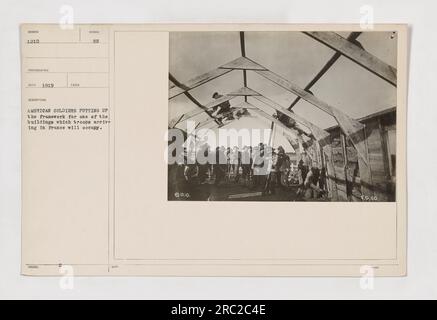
left=168, top=31, right=398, bottom=200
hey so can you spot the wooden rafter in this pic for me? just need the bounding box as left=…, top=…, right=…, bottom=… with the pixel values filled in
left=219, top=56, right=267, bottom=71
left=255, top=69, right=336, bottom=116
left=169, top=68, right=232, bottom=99
left=227, top=87, right=261, bottom=96
left=303, top=31, right=397, bottom=86
left=240, top=32, right=248, bottom=102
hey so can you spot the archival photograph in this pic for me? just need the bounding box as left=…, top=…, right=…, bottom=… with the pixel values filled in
left=167, top=31, right=397, bottom=202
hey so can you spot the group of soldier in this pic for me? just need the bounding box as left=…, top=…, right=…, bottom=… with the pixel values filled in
left=168, top=142, right=307, bottom=200
left=169, top=141, right=330, bottom=200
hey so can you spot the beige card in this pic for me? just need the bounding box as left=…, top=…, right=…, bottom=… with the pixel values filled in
left=21, top=24, right=407, bottom=276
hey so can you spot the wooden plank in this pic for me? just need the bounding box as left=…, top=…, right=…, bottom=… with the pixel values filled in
left=370, top=168, right=386, bottom=175
left=303, top=32, right=397, bottom=86
left=255, top=69, right=335, bottom=116
left=356, top=140, right=374, bottom=197
left=227, top=87, right=261, bottom=96
left=323, top=145, right=338, bottom=201
left=338, top=193, right=348, bottom=201
left=340, top=134, right=350, bottom=197
left=369, top=153, right=384, bottom=160
left=169, top=67, right=232, bottom=99
left=377, top=118, right=391, bottom=179
left=330, top=108, right=368, bottom=165
left=219, top=56, right=268, bottom=71
left=366, top=119, right=390, bottom=201
left=239, top=32, right=248, bottom=102
left=369, top=160, right=385, bottom=170
left=332, top=127, right=373, bottom=198
left=368, top=145, right=383, bottom=154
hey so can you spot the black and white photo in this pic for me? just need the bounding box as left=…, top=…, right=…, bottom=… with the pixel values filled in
left=168, top=31, right=398, bottom=202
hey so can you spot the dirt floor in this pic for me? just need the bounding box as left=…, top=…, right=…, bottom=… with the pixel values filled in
left=182, top=178, right=301, bottom=201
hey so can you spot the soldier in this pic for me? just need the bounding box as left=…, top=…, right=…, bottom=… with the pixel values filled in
left=211, top=92, right=231, bottom=117
left=275, top=146, right=291, bottom=189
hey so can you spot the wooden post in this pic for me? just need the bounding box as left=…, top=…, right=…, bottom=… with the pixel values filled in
left=322, top=144, right=339, bottom=201
left=340, top=133, right=350, bottom=200
left=354, top=127, right=374, bottom=199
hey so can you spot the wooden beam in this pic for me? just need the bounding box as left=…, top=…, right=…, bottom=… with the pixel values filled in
left=227, top=87, right=261, bottom=96
left=240, top=31, right=246, bottom=57
left=169, top=68, right=232, bottom=99
left=240, top=32, right=248, bottom=102
left=303, top=31, right=397, bottom=86
left=219, top=56, right=267, bottom=71
left=349, top=131, right=374, bottom=198
left=340, top=133, right=350, bottom=199
left=322, top=144, right=339, bottom=201
left=330, top=108, right=367, bottom=164
left=255, top=69, right=335, bottom=116
left=268, top=122, right=275, bottom=147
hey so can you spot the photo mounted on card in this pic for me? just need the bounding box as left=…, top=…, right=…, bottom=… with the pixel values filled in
left=21, top=24, right=407, bottom=276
